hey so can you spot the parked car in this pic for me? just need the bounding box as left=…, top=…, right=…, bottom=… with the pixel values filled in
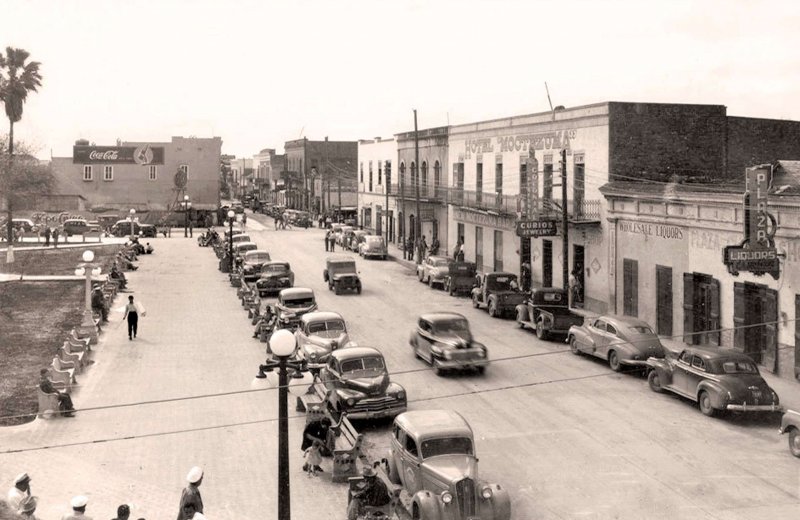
left=138, top=223, right=157, bottom=237
left=335, top=225, right=354, bottom=246
left=295, top=311, right=357, bottom=370
left=516, top=287, right=584, bottom=340
left=417, top=255, right=453, bottom=289
left=241, top=250, right=272, bottom=282
left=646, top=346, right=780, bottom=417
left=111, top=219, right=151, bottom=237
left=11, top=218, right=38, bottom=233
left=385, top=409, right=511, bottom=520
left=323, top=255, right=362, bottom=295
left=471, top=272, right=526, bottom=318
left=346, top=230, right=368, bottom=252
left=64, top=218, right=101, bottom=236
left=230, top=233, right=252, bottom=245
left=255, top=261, right=294, bottom=296
left=358, top=235, right=387, bottom=260
left=443, top=261, right=478, bottom=296
left=409, top=312, right=489, bottom=375
left=274, top=287, right=317, bottom=331
left=232, top=241, right=258, bottom=268
left=779, top=410, right=800, bottom=457
left=319, top=346, right=406, bottom=419
left=568, top=315, right=665, bottom=372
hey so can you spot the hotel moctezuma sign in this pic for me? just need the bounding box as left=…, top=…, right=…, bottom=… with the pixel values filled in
left=723, top=165, right=781, bottom=280
left=73, top=145, right=165, bottom=165
left=464, top=129, right=578, bottom=159
left=454, top=207, right=515, bottom=229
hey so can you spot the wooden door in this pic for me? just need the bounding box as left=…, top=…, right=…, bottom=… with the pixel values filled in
left=795, top=294, right=800, bottom=379
left=762, top=288, right=778, bottom=373
left=683, top=273, right=695, bottom=344
left=733, top=282, right=746, bottom=350
left=656, top=265, right=673, bottom=336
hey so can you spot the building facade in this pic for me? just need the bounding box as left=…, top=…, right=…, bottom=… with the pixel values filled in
left=283, top=138, right=358, bottom=213
left=357, top=137, right=397, bottom=239
left=252, top=148, right=284, bottom=201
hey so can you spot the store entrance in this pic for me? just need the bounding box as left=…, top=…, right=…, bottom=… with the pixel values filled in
left=573, top=245, right=585, bottom=307
left=734, top=282, right=778, bottom=371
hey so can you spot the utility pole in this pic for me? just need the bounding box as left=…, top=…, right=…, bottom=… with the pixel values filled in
left=414, top=109, right=421, bottom=264
left=385, top=160, right=390, bottom=243
left=399, top=154, right=406, bottom=255
left=324, top=137, right=329, bottom=215
left=561, top=148, right=569, bottom=293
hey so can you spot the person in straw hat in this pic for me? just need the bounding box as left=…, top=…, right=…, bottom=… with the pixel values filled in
left=7, top=473, right=32, bottom=510
left=62, top=495, right=92, bottom=520
left=177, top=466, right=204, bottom=520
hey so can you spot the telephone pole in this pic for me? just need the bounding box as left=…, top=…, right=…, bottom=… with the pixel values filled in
left=384, top=160, right=390, bottom=243
left=413, top=109, right=421, bottom=264
left=561, top=148, right=569, bottom=293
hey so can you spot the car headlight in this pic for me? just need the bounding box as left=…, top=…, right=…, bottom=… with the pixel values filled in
left=309, top=353, right=317, bottom=360
left=477, top=348, right=487, bottom=358
left=431, top=345, right=443, bottom=356
left=397, top=390, right=406, bottom=400
left=346, top=398, right=356, bottom=406
left=443, top=351, right=452, bottom=360
left=441, top=492, right=453, bottom=504
left=481, top=486, right=493, bottom=499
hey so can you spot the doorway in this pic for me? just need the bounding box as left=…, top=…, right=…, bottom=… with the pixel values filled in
left=542, top=240, right=553, bottom=287
left=573, top=245, right=585, bottom=307
left=734, top=282, right=778, bottom=371
left=683, top=273, right=720, bottom=346
left=656, top=265, right=673, bottom=336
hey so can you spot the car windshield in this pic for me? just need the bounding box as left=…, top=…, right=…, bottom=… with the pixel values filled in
left=246, top=252, right=270, bottom=262
left=330, top=262, right=356, bottom=274
left=308, top=320, right=346, bottom=334
left=282, top=296, right=314, bottom=308
left=487, top=275, right=516, bottom=290
left=542, top=292, right=563, bottom=302
left=435, top=319, right=470, bottom=334
left=340, top=356, right=385, bottom=372
left=628, top=325, right=655, bottom=335
left=721, top=360, right=759, bottom=374
left=238, top=244, right=257, bottom=252
left=420, top=437, right=474, bottom=459
left=263, top=264, right=289, bottom=273
left=432, top=259, right=450, bottom=267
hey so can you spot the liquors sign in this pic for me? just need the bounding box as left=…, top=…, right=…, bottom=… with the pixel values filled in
left=74, top=145, right=165, bottom=165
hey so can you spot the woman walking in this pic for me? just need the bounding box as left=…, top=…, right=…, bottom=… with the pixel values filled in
left=123, top=295, right=140, bottom=340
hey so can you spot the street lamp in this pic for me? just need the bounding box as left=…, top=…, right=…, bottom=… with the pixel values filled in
left=129, top=208, right=136, bottom=240
left=255, top=329, right=306, bottom=520
left=227, top=209, right=235, bottom=272
left=74, top=250, right=101, bottom=345
left=182, top=195, right=192, bottom=238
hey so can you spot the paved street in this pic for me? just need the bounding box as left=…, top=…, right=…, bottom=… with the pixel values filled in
left=1, top=213, right=800, bottom=519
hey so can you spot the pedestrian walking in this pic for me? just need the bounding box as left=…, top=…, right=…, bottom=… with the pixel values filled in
left=177, top=466, right=204, bottom=520
left=43, top=227, right=51, bottom=247
left=63, top=495, right=91, bottom=520
left=17, top=495, right=40, bottom=519
left=7, top=473, right=32, bottom=510
left=123, top=295, right=145, bottom=341
left=52, top=227, right=59, bottom=248
left=328, top=232, right=336, bottom=252
left=324, top=230, right=331, bottom=252
left=241, top=212, right=247, bottom=228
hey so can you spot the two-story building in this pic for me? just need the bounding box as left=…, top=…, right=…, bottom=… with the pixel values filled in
left=357, top=137, right=396, bottom=239
left=284, top=138, right=358, bottom=213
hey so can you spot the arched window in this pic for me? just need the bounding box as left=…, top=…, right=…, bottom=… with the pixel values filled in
left=399, top=162, right=406, bottom=190
left=433, top=160, right=440, bottom=196
left=421, top=161, right=428, bottom=195
left=410, top=162, right=417, bottom=188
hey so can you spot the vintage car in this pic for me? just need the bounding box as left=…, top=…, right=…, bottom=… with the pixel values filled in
left=255, top=261, right=294, bottom=296
left=232, top=241, right=259, bottom=268
left=336, top=225, right=354, bottom=246
left=138, top=223, right=157, bottom=237
left=64, top=218, right=101, bottom=236
left=323, top=255, right=362, bottom=295
left=568, top=315, right=665, bottom=371
left=295, top=311, right=357, bottom=370
left=346, top=229, right=368, bottom=252
left=274, top=287, right=317, bottom=330
left=241, top=250, right=272, bottom=282
left=230, top=233, right=252, bottom=245
left=779, top=410, right=800, bottom=457
left=471, top=272, right=525, bottom=318
left=110, top=219, right=146, bottom=237
left=223, top=227, right=244, bottom=239
left=409, top=312, right=489, bottom=375
left=647, top=346, right=781, bottom=417
left=516, top=287, right=584, bottom=340
left=358, top=235, right=388, bottom=260
left=11, top=218, right=38, bottom=233
left=417, top=255, right=453, bottom=289
left=385, top=409, right=511, bottom=520
left=319, top=346, right=406, bottom=419
left=443, top=261, right=478, bottom=297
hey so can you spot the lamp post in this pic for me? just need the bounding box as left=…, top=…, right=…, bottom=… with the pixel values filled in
left=129, top=208, right=136, bottom=240
left=75, top=250, right=101, bottom=345
left=255, top=329, right=306, bottom=520
left=227, top=209, right=235, bottom=272
left=182, top=195, right=192, bottom=238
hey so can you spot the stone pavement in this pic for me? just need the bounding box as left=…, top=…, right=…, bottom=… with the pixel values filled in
left=0, top=233, right=345, bottom=520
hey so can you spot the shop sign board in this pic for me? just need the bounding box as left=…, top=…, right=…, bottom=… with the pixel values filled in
left=73, top=145, right=165, bottom=165
left=723, top=245, right=780, bottom=280
left=516, top=219, right=557, bottom=238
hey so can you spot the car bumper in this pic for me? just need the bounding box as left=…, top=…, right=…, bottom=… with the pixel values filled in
left=434, top=358, right=489, bottom=369
left=257, top=279, right=293, bottom=290
left=620, top=359, right=651, bottom=367
left=344, top=403, right=407, bottom=420
left=362, top=250, right=386, bottom=257
left=727, top=403, right=781, bottom=412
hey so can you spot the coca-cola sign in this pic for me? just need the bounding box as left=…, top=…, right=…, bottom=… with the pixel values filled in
left=73, top=145, right=164, bottom=165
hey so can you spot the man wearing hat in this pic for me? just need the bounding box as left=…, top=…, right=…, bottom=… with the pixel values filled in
left=62, top=495, right=92, bottom=520
left=111, top=504, right=130, bottom=520
left=90, top=285, right=108, bottom=323
left=177, top=466, right=204, bottom=520
left=7, top=473, right=32, bottom=510
left=346, top=465, right=391, bottom=520
left=39, top=368, right=76, bottom=417
left=17, top=495, right=40, bottom=519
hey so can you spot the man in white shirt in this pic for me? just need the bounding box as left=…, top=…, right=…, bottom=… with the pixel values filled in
left=62, top=495, right=92, bottom=520
left=7, top=473, right=31, bottom=510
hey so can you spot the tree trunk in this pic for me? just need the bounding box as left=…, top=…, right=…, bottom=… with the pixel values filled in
left=6, top=119, right=14, bottom=248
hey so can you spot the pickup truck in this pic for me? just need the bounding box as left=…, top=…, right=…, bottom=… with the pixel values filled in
left=471, top=272, right=526, bottom=318
left=515, top=287, right=583, bottom=340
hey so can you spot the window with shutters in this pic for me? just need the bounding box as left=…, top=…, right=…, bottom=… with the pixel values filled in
left=495, top=155, right=503, bottom=207
left=476, top=162, right=483, bottom=206
left=543, top=156, right=553, bottom=210
left=421, top=161, right=428, bottom=196
left=623, top=258, right=638, bottom=317
left=360, top=162, right=364, bottom=183
left=433, top=161, right=441, bottom=198
left=377, top=161, right=382, bottom=185
left=656, top=265, right=673, bottom=336
left=685, top=273, right=720, bottom=346
left=148, top=165, right=157, bottom=181
left=475, top=227, right=483, bottom=271
left=542, top=240, right=553, bottom=287
left=83, top=165, right=93, bottom=181
left=493, top=230, right=503, bottom=272
left=369, top=161, right=373, bottom=192
left=573, top=154, right=585, bottom=218
left=103, top=165, right=114, bottom=181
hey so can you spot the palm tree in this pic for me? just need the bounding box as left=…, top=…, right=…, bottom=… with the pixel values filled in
left=0, top=46, right=43, bottom=247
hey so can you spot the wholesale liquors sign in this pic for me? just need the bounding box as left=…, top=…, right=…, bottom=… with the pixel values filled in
left=73, top=145, right=165, bottom=165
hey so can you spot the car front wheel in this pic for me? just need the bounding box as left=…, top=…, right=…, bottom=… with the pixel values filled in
left=488, top=301, right=498, bottom=318
left=608, top=350, right=622, bottom=372
left=472, top=295, right=479, bottom=308
left=569, top=336, right=580, bottom=355
left=647, top=370, right=663, bottom=393
left=789, top=428, right=800, bottom=458
left=698, top=391, right=717, bottom=417
left=535, top=319, right=549, bottom=340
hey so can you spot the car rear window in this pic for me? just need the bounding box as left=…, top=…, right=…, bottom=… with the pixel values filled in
left=420, top=437, right=473, bottom=458
left=721, top=360, right=758, bottom=374
left=263, top=264, right=289, bottom=273
left=542, top=292, right=562, bottom=302
left=628, top=325, right=654, bottom=335
left=366, top=237, right=383, bottom=244
left=435, top=319, right=469, bottom=334
left=433, top=259, right=450, bottom=267
left=488, top=275, right=516, bottom=290
left=246, top=252, right=271, bottom=262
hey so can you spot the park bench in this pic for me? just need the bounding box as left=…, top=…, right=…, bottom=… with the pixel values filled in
left=83, top=231, right=102, bottom=242
left=37, top=388, right=61, bottom=419
left=45, top=367, right=72, bottom=393
left=52, top=357, right=77, bottom=384
left=70, top=329, right=93, bottom=350
left=249, top=304, right=262, bottom=324
left=57, top=346, right=84, bottom=373
left=62, top=341, right=88, bottom=367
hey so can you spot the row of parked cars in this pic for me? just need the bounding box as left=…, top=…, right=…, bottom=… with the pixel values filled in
left=10, top=217, right=157, bottom=237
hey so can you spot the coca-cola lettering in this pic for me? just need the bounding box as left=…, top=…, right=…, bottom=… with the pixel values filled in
left=73, top=145, right=165, bottom=165
left=88, top=150, right=119, bottom=161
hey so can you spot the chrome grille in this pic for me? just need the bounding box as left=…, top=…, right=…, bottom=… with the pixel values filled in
left=449, top=350, right=480, bottom=361
left=456, top=478, right=476, bottom=517
left=350, top=396, right=399, bottom=411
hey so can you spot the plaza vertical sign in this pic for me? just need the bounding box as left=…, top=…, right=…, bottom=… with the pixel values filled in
left=723, top=165, right=780, bottom=279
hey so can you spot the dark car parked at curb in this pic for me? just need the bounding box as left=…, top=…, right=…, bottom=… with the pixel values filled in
left=646, top=346, right=781, bottom=417
left=323, top=255, right=362, bottom=295
left=409, top=312, right=489, bottom=375
left=443, top=261, right=478, bottom=296
left=516, top=287, right=584, bottom=340
left=64, top=218, right=101, bottom=236
left=319, top=347, right=407, bottom=420
left=471, top=272, right=525, bottom=318
left=255, top=261, right=294, bottom=296
left=274, top=287, right=317, bottom=331
left=568, top=315, right=665, bottom=371
left=241, top=250, right=272, bottom=282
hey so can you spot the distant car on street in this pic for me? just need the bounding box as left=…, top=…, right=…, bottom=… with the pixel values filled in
left=64, top=218, right=101, bottom=236
left=295, top=311, right=357, bottom=370
left=568, top=315, right=665, bottom=371
left=11, top=218, right=38, bottom=233
left=416, top=255, right=452, bottom=289
left=335, top=225, right=354, bottom=246
left=232, top=241, right=258, bottom=268
left=409, top=312, right=489, bottom=375
left=358, top=235, right=387, bottom=260
left=255, top=261, right=294, bottom=296
left=516, top=287, right=584, bottom=340
left=646, top=346, right=781, bottom=417
left=241, top=250, right=272, bottom=282
left=471, top=272, right=525, bottom=318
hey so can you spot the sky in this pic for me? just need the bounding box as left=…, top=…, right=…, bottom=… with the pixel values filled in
left=2, top=0, right=800, bottom=160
